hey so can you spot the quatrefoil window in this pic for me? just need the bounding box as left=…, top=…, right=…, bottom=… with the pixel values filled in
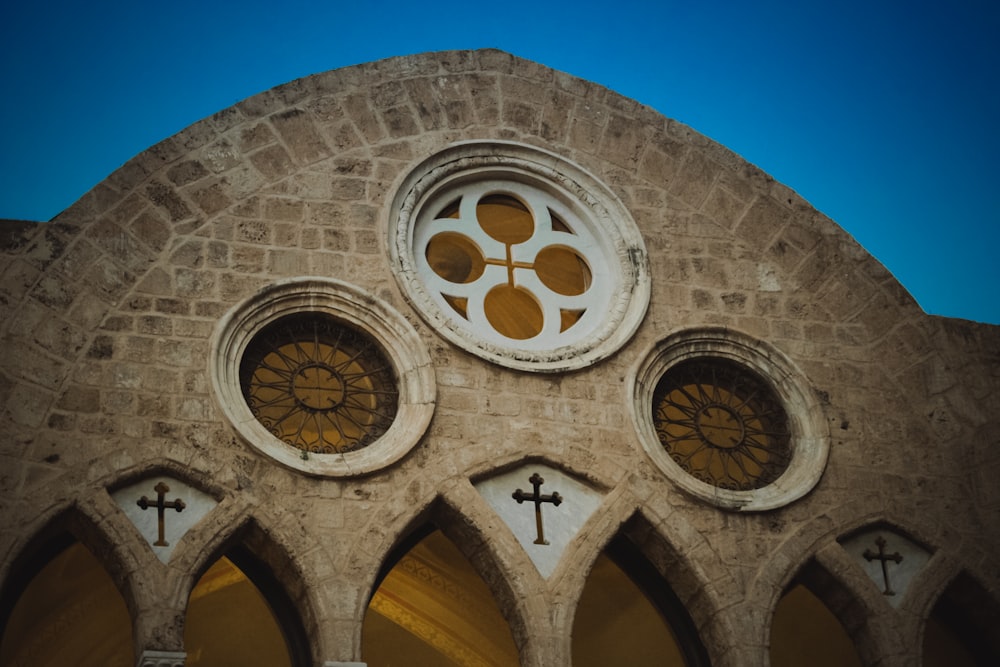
left=390, top=142, right=650, bottom=372
left=418, top=184, right=594, bottom=342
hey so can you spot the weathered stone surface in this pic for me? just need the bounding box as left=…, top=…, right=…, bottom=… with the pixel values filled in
left=0, top=50, right=997, bottom=667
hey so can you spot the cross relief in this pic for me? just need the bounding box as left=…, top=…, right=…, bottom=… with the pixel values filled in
left=475, top=465, right=602, bottom=579
left=840, top=528, right=929, bottom=608
left=512, top=473, right=563, bottom=545
left=863, top=535, right=904, bottom=596
left=113, top=477, right=216, bottom=563
left=137, top=482, right=186, bottom=547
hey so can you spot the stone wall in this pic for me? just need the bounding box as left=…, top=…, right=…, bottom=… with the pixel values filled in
left=1, top=49, right=998, bottom=666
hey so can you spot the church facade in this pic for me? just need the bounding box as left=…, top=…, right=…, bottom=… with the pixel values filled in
left=1, top=50, right=997, bottom=666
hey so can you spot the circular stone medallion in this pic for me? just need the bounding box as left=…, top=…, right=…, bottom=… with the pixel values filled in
left=212, top=278, right=435, bottom=477
left=388, top=141, right=650, bottom=372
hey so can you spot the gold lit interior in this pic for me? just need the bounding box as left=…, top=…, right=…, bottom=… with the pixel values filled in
left=184, top=556, right=292, bottom=667
left=770, top=585, right=862, bottom=667
left=652, top=359, right=790, bottom=490
left=363, top=530, right=520, bottom=667
left=0, top=542, right=133, bottom=667
left=0, top=542, right=295, bottom=667
left=426, top=193, right=591, bottom=340
left=241, top=315, right=398, bottom=453
left=572, top=553, right=688, bottom=666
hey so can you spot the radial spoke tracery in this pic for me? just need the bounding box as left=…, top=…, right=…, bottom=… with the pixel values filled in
left=652, top=359, right=791, bottom=490
left=240, top=314, right=399, bottom=454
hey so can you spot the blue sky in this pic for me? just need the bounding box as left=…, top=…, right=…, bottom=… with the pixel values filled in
left=2, top=0, right=998, bottom=323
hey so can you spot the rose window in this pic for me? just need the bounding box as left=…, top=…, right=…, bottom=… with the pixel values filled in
left=239, top=313, right=398, bottom=454
left=212, top=278, right=435, bottom=477
left=651, top=358, right=790, bottom=490
left=631, top=328, right=830, bottom=511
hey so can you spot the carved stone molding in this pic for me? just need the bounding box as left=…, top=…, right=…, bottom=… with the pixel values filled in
left=388, top=140, right=650, bottom=372
left=137, top=650, right=186, bottom=667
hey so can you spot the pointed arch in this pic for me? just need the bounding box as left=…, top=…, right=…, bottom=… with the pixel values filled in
left=922, top=571, right=1000, bottom=666
left=350, top=478, right=544, bottom=662
left=610, top=510, right=734, bottom=631
left=769, top=559, right=867, bottom=667
left=572, top=531, right=711, bottom=666
left=179, top=514, right=317, bottom=667
left=100, top=463, right=325, bottom=664
left=0, top=508, right=135, bottom=667
left=184, top=546, right=301, bottom=666
left=362, top=521, right=521, bottom=666
left=535, top=477, right=734, bottom=667
left=0, top=502, right=141, bottom=634
left=564, top=494, right=739, bottom=666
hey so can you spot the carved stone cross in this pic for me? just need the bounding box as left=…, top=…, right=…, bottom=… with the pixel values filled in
left=137, top=482, right=186, bottom=547
left=863, top=535, right=903, bottom=595
left=512, top=473, right=562, bottom=545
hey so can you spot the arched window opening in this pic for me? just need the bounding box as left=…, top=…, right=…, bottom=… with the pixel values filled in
left=0, top=537, right=133, bottom=667
left=362, top=527, right=519, bottom=666
left=572, top=535, right=709, bottom=667
left=769, top=584, right=862, bottom=667
left=922, top=572, right=1000, bottom=667
left=184, top=546, right=308, bottom=667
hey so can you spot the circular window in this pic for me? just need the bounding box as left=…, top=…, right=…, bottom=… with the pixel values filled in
left=240, top=314, right=398, bottom=454
left=652, top=358, right=790, bottom=491
left=389, top=141, right=650, bottom=372
left=631, top=329, right=828, bottom=511
left=212, top=278, right=435, bottom=477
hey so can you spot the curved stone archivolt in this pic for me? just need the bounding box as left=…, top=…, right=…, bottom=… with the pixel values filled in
left=1, top=49, right=998, bottom=666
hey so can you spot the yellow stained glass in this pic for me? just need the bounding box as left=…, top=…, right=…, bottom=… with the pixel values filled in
left=484, top=284, right=543, bottom=340
left=426, top=232, right=486, bottom=284
left=476, top=195, right=534, bottom=244
left=535, top=245, right=591, bottom=296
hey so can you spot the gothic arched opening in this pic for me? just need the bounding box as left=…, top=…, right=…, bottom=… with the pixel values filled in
left=572, top=534, right=710, bottom=667
left=922, top=571, right=1000, bottom=667
left=0, top=536, right=133, bottom=667
left=184, top=544, right=310, bottom=667
left=362, top=525, right=520, bottom=666
left=769, top=563, right=864, bottom=667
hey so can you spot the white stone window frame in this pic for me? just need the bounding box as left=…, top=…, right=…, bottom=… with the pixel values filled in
left=211, top=277, right=436, bottom=477
left=388, top=141, right=650, bottom=373
left=630, top=328, right=829, bottom=511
